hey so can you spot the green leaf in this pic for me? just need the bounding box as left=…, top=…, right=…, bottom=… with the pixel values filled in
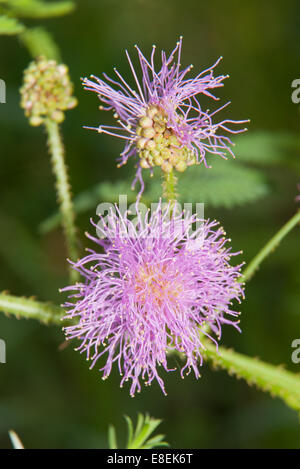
left=108, top=414, right=168, bottom=450
left=39, top=161, right=269, bottom=234
left=176, top=160, right=270, bottom=208
left=108, top=425, right=118, bottom=450
left=141, top=435, right=169, bottom=449
left=124, top=415, right=134, bottom=448
left=133, top=413, right=145, bottom=443
left=234, top=131, right=300, bottom=165
left=20, top=27, right=61, bottom=60
left=0, top=14, right=24, bottom=34
left=38, top=180, right=142, bottom=234
left=203, top=341, right=300, bottom=414
left=127, top=414, right=168, bottom=450
left=1, top=0, right=75, bottom=18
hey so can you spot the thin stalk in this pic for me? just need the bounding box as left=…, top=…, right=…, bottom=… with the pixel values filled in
left=163, top=169, right=177, bottom=206
left=241, top=210, right=300, bottom=283
left=45, top=118, right=79, bottom=282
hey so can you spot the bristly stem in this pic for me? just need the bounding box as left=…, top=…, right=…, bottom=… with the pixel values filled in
left=202, top=340, right=300, bottom=415
left=1, top=290, right=300, bottom=414
left=241, top=210, right=300, bottom=283
left=163, top=169, right=177, bottom=206
left=44, top=118, right=79, bottom=282
left=0, top=292, right=63, bottom=325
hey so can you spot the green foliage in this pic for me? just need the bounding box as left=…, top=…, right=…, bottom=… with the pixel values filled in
left=108, top=414, right=168, bottom=450
left=9, top=416, right=167, bottom=449
left=0, top=0, right=74, bottom=19
left=20, top=26, right=60, bottom=60
left=177, top=159, right=269, bottom=208
left=38, top=130, right=300, bottom=233
left=39, top=160, right=270, bottom=234
left=0, top=0, right=75, bottom=58
left=234, top=131, right=300, bottom=165
left=39, top=129, right=300, bottom=235
left=2, top=291, right=300, bottom=420
left=38, top=180, right=141, bottom=234
left=0, top=14, right=24, bottom=34
left=96, top=159, right=270, bottom=209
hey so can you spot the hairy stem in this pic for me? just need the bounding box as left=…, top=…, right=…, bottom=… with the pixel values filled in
left=2, top=289, right=300, bottom=415
left=163, top=169, right=177, bottom=206
left=0, top=292, right=63, bottom=325
left=241, top=210, right=300, bottom=283
left=45, top=118, right=79, bottom=282
left=202, top=340, right=300, bottom=415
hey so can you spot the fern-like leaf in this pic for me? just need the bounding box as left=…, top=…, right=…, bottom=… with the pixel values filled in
left=108, top=414, right=168, bottom=450
left=39, top=161, right=270, bottom=234
left=177, top=159, right=269, bottom=208
left=234, top=131, right=300, bottom=165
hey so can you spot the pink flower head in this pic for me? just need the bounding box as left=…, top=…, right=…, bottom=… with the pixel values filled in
left=83, top=38, right=248, bottom=195
left=62, top=203, right=245, bottom=396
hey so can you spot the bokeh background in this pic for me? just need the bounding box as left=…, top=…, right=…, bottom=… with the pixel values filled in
left=0, top=0, right=300, bottom=449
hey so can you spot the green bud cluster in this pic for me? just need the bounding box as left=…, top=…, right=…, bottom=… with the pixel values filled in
left=136, top=105, right=196, bottom=173
left=20, top=57, right=77, bottom=127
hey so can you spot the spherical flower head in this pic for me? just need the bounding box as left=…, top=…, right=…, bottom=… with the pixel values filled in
left=20, top=56, right=77, bottom=126
left=62, top=203, right=245, bottom=396
left=83, top=38, right=248, bottom=193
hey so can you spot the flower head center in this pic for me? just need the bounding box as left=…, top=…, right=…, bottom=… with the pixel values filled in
left=134, top=262, right=183, bottom=307
left=136, top=105, right=196, bottom=173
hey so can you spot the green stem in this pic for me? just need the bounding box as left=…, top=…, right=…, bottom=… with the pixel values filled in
left=163, top=169, right=177, bottom=205
left=1, top=291, right=300, bottom=414
left=20, top=27, right=61, bottom=61
left=45, top=118, right=79, bottom=282
left=203, top=341, right=300, bottom=414
left=241, top=210, right=300, bottom=283
left=0, top=292, right=63, bottom=325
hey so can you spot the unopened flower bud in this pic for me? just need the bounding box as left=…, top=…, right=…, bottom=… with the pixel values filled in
left=140, top=158, right=151, bottom=169
left=139, top=116, right=153, bottom=128
left=20, top=56, right=77, bottom=127
left=161, top=161, right=173, bottom=173
left=137, top=137, right=148, bottom=149
left=142, top=127, right=156, bottom=139
left=146, top=139, right=156, bottom=150
left=147, top=105, right=159, bottom=119
left=175, top=161, right=187, bottom=172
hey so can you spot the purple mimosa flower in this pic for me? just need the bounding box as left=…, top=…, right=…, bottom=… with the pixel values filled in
left=62, top=203, right=245, bottom=396
left=82, top=38, right=248, bottom=194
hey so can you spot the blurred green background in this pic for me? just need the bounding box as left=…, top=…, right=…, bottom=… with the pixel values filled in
left=0, top=0, right=300, bottom=449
